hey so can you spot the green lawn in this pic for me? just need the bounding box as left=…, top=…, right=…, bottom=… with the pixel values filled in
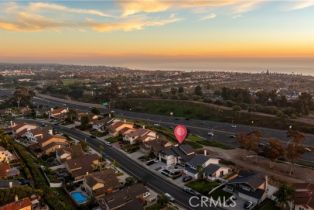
left=254, top=199, right=280, bottom=210
left=186, top=180, right=221, bottom=195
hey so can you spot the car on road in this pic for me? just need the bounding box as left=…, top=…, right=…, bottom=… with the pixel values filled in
left=153, top=123, right=160, bottom=126
left=104, top=141, right=112, bottom=146
left=231, top=124, right=237, bottom=128
left=183, top=187, right=201, bottom=196
left=229, top=135, right=236, bottom=138
left=182, top=175, right=192, bottom=182
left=90, top=135, right=96, bottom=138
left=208, top=131, right=214, bottom=137
left=244, top=201, right=254, bottom=209
left=164, top=193, right=175, bottom=202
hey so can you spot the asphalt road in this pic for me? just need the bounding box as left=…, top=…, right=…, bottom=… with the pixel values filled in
left=31, top=95, right=314, bottom=164
left=17, top=118, right=218, bottom=210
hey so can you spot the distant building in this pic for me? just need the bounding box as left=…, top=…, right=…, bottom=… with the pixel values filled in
left=48, top=107, right=69, bottom=119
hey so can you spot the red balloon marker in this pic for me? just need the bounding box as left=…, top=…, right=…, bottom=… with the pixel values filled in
left=174, top=125, right=188, bottom=144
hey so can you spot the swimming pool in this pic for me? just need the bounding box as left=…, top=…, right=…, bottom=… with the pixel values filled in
left=70, top=191, right=88, bottom=205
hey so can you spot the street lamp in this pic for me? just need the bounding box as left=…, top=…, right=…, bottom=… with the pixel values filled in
left=289, top=125, right=292, bottom=129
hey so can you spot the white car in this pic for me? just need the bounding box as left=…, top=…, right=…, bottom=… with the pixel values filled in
left=164, top=193, right=175, bottom=201
left=231, top=124, right=237, bottom=128
left=208, top=132, right=214, bottom=137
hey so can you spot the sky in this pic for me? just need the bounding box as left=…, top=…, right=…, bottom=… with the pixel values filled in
left=1, top=0, right=314, bottom=73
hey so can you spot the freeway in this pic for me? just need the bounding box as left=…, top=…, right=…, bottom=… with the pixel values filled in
left=31, top=95, right=314, bottom=164
left=1, top=89, right=313, bottom=163
left=17, top=118, right=217, bottom=210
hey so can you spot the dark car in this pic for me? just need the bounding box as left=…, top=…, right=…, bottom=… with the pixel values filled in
left=90, top=135, right=96, bottom=138
left=183, top=187, right=201, bottom=196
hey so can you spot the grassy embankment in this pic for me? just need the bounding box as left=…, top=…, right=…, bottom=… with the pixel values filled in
left=114, top=98, right=314, bottom=134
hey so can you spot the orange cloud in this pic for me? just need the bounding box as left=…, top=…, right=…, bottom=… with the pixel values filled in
left=28, top=2, right=112, bottom=17
left=118, top=0, right=261, bottom=16
left=88, top=15, right=181, bottom=32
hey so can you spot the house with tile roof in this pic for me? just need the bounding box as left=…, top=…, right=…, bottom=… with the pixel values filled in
left=224, top=170, right=268, bottom=204
left=184, top=154, right=219, bottom=179
left=108, top=121, right=134, bottom=136
left=64, top=153, right=99, bottom=182
left=97, top=183, right=149, bottom=210
left=11, top=122, right=37, bottom=138
left=123, top=128, right=157, bottom=145
left=83, top=169, right=120, bottom=198
left=203, top=164, right=231, bottom=181
left=48, top=107, right=69, bottom=118
left=0, top=197, right=32, bottom=210
left=159, top=144, right=196, bottom=166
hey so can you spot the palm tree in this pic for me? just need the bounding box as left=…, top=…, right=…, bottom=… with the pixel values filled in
left=276, top=184, right=294, bottom=210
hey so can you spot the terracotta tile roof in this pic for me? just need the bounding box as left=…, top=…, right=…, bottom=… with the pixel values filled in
left=85, top=169, right=120, bottom=196
left=66, top=154, right=99, bottom=179
left=51, top=108, right=67, bottom=115
left=0, top=162, right=10, bottom=178
left=0, top=197, right=32, bottom=210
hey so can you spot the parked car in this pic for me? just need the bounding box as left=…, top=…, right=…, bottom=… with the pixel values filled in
left=229, top=135, right=236, bottom=138
left=164, top=193, right=175, bottom=202
left=182, top=175, right=193, bottom=182
left=146, top=160, right=156, bottom=166
left=90, top=135, right=96, bottom=138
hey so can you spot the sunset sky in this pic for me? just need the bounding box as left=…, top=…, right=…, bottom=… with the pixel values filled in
left=1, top=0, right=314, bottom=72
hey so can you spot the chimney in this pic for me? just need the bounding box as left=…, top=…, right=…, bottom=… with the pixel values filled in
left=142, top=125, right=146, bottom=129
left=10, top=121, right=13, bottom=127
left=50, top=108, right=54, bottom=111
left=48, top=129, right=53, bottom=135
left=15, top=194, right=18, bottom=202
left=9, top=182, right=13, bottom=188
left=124, top=119, right=126, bottom=123
left=204, top=150, right=207, bottom=156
